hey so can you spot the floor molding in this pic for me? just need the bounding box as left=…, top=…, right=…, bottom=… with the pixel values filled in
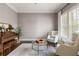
left=20, top=41, right=32, bottom=43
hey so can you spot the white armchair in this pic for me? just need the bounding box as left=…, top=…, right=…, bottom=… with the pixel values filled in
left=47, top=31, right=58, bottom=43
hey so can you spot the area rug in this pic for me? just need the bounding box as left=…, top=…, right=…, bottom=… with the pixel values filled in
left=8, top=43, right=56, bottom=56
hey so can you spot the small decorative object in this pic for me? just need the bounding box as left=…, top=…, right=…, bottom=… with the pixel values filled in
left=0, top=26, right=2, bottom=32
left=0, top=26, right=5, bottom=32
left=0, top=26, right=2, bottom=30
left=35, top=38, right=46, bottom=44
left=36, top=40, right=39, bottom=43
left=7, top=24, right=14, bottom=31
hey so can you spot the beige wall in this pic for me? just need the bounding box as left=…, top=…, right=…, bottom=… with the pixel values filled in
left=18, top=13, right=58, bottom=40
left=0, top=3, right=58, bottom=40
left=0, top=3, right=18, bottom=28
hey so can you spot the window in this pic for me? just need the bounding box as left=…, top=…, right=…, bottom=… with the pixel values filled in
left=77, top=7, right=79, bottom=31
left=60, top=6, right=79, bottom=39
left=61, top=13, right=68, bottom=38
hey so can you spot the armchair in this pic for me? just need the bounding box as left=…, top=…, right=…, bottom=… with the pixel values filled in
left=47, top=31, right=58, bottom=43
left=56, top=37, right=79, bottom=56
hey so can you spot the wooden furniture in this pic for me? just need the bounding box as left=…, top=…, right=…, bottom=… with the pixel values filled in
left=0, top=31, right=17, bottom=56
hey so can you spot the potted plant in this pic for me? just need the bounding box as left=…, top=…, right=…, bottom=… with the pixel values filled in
left=15, top=27, right=22, bottom=43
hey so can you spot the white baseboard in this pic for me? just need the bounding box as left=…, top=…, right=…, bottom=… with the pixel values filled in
left=19, top=39, right=37, bottom=41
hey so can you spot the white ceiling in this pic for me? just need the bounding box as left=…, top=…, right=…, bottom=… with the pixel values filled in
left=6, top=3, right=67, bottom=13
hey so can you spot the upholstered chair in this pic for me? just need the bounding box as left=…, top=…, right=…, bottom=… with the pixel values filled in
left=47, top=31, right=58, bottom=43
left=56, top=37, right=79, bottom=56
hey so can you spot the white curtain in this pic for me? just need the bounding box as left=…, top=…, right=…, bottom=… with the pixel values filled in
left=58, top=11, right=63, bottom=40
left=59, top=6, right=79, bottom=41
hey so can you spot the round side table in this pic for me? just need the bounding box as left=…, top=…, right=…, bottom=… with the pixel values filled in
left=32, top=40, right=48, bottom=56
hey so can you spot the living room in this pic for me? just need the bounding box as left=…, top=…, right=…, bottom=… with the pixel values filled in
left=0, top=3, right=79, bottom=56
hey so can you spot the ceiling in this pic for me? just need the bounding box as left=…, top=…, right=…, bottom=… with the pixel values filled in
left=6, top=3, right=67, bottom=13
